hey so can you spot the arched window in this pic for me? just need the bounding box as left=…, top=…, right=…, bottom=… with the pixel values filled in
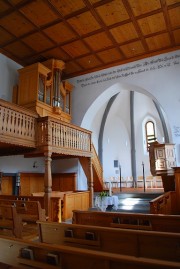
left=145, top=121, right=156, bottom=151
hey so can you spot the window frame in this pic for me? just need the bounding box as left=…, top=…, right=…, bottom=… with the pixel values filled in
left=145, top=120, right=156, bottom=151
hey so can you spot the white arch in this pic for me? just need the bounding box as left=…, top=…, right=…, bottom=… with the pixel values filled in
left=81, top=82, right=162, bottom=130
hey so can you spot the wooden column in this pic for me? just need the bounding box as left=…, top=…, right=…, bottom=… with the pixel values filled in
left=88, top=157, right=94, bottom=207
left=44, top=151, right=52, bottom=219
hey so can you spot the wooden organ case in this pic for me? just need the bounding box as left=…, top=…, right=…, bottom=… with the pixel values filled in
left=16, top=59, right=73, bottom=122
left=149, top=141, right=176, bottom=192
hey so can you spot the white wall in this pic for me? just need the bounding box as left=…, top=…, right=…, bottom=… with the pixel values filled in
left=70, top=51, right=180, bottom=141
left=0, top=53, right=21, bottom=101
left=69, top=50, right=180, bottom=181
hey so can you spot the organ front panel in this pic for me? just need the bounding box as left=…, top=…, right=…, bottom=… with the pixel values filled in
left=16, top=59, right=73, bottom=122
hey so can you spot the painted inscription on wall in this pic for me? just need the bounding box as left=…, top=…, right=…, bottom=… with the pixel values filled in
left=76, top=53, right=180, bottom=88
left=174, top=126, right=180, bottom=137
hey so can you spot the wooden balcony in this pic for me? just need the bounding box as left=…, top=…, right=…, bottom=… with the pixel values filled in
left=0, top=99, right=38, bottom=155
left=0, top=99, right=92, bottom=158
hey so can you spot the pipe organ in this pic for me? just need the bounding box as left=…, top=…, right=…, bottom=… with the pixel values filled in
left=16, top=59, right=73, bottom=122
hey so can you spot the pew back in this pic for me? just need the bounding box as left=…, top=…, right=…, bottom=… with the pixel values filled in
left=0, top=199, right=46, bottom=222
left=37, top=221, right=180, bottom=262
left=1, top=235, right=180, bottom=269
left=72, top=210, right=180, bottom=233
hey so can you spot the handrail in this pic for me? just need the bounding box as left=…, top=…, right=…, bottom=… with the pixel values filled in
left=92, top=143, right=103, bottom=179
left=0, top=98, right=37, bottom=147
left=37, top=116, right=92, bottom=156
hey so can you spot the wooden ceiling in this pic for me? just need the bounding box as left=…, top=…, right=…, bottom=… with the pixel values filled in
left=0, top=0, right=180, bottom=79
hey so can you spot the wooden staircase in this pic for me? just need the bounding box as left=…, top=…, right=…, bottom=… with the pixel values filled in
left=79, top=144, right=104, bottom=192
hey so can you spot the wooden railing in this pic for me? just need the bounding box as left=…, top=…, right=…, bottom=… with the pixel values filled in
left=92, top=144, right=103, bottom=179
left=37, top=116, right=92, bottom=157
left=150, top=191, right=178, bottom=214
left=0, top=98, right=37, bottom=147
left=0, top=100, right=92, bottom=158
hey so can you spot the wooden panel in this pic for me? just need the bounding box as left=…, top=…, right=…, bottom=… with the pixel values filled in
left=20, top=173, right=44, bottom=196
left=63, top=191, right=90, bottom=220
left=173, top=29, right=180, bottom=44
left=43, top=22, right=77, bottom=44
left=42, top=47, right=70, bottom=62
left=0, top=11, right=35, bottom=37
left=62, top=40, right=90, bottom=58
left=29, top=176, right=44, bottom=195
left=22, top=32, right=54, bottom=52
left=76, top=54, right=102, bottom=69
left=20, top=1, right=58, bottom=27
left=97, top=48, right=123, bottom=64
left=52, top=173, right=77, bottom=192
left=146, top=33, right=171, bottom=51
left=0, top=28, right=14, bottom=45
left=137, top=13, right=166, bottom=35
left=0, top=0, right=179, bottom=78
left=95, top=0, right=129, bottom=26
left=128, top=0, right=161, bottom=16
left=84, top=32, right=113, bottom=51
left=110, top=23, right=139, bottom=44
left=4, top=41, right=33, bottom=59
left=65, top=61, right=83, bottom=75
left=50, top=0, right=86, bottom=16
left=67, top=11, right=101, bottom=35
left=120, top=41, right=145, bottom=57
left=1, top=176, right=13, bottom=195
left=19, top=173, right=77, bottom=196
left=168, top=6, right=180, bottom=28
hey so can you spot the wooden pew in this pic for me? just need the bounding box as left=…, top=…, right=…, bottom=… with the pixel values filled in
left=72, top=210, right=180, bottom=233
left=0, top=195, right=45, bottom=209
left=0, top=200, right=47, bottom=240
left=0, top=205, right=23, bottom=238
left=0, top=191, right=90, bottom=222
left=150, top=191, right=178, bottom=214
left=37, top=221, right=180, bottom=263
left=0, top=199, right=46, bottom=222
left=0, top=235, right=180, bottom=269
left=32, top=191, right=90, bottom=221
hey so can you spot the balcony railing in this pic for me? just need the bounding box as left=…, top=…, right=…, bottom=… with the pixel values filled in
left=37, top=117, right=92, bottom=157
left=0, top=99, right=92, bottom=158
left=0, top=99, right=37, bottom=147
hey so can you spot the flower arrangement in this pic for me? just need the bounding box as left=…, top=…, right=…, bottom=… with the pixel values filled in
left=99, top=191, right=109, bottom=199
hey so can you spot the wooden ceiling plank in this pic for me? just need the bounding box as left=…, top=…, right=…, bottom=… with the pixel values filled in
left=160, top=0, right=176, bottom=46
left=122, top=0, right=149, bottom=53
left=0, top=0, right=178, bottom=78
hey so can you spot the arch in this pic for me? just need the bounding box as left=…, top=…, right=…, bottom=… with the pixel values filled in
left=80, top=82, right=171, bottom=179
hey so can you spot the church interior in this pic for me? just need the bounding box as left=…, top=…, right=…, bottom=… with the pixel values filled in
left=0, top=0, right=180, bottom=268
